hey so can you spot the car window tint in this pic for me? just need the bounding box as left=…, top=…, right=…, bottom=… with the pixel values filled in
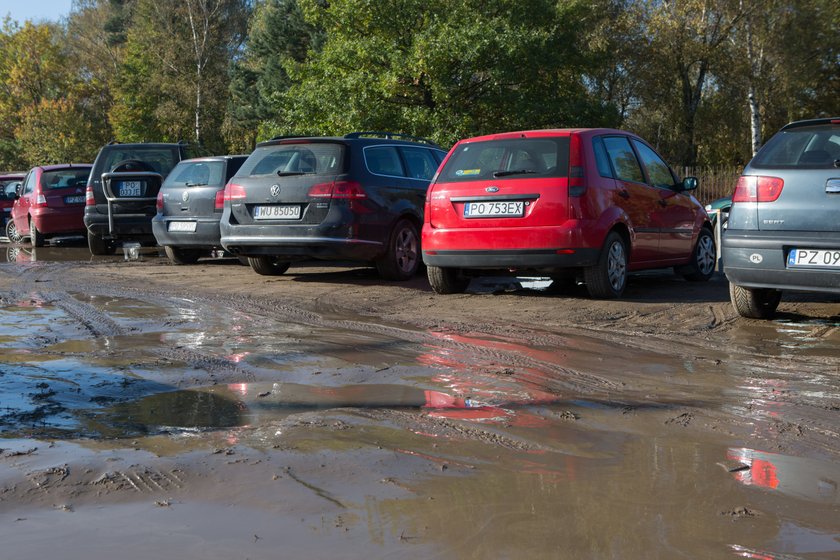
left=3, top=182, right=18, bottom=199
left=751, top=124, right=840, bottom=168
left=240, top=143, right=344, bottom=176
left=602, top=136, right=644, bottom=183
left=399, top=147, right=438, bottom=180
left=632, top=140, right=676, bottom=188
left=440, top=137, right=569, bottom=182
left=22, top=172, right=36, bottom=194
left=40, top=169, right=91, bottom=190
left=165, top=161, right=225, bottom=187
left=104, top=148, right=179, bottom=176
left=366, top=146, right=406, bottom=177
left=592, top=137, right=613, bottom=178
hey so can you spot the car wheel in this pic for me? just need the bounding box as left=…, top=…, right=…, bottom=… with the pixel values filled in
left=5, top=219, right=22, bottom=243
left=427, top=266, right=469, bottom=294
left=164, top=246, right=202, bottom=265
left=584, top=231, right=627, bottom=299
left=375, top=219, right=420, bottom=280
left=87, top=230, right=115, bottom=255
left=237, top=256, right=250, bottom=266
left=29, top=218, right=45, bottom=247
left=248, top=256, right=291, bottom=276
left=729, top=283, right=781, bottom=319
left=679, top=227, right=716, bottom=281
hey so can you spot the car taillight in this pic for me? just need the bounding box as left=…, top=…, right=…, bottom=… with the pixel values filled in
left=85, top=184, right=95, bottom=206
left=223, top=183, right=246, bottom=202
left=214, top=189, right=225, bottom=211
left=732, top=175, right=784, bottom=203
left=156, top=190, right=164, bottom=212
left=307, top=181, right=366, bottom=199
left=568, top=133, right=585, bottom=196
left=36, top=193, right=47, bottom=206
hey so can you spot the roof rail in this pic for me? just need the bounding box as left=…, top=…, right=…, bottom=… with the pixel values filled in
left=344, top=131, right=440, bottom=147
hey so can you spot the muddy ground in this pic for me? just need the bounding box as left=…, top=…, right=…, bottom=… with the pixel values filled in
left=1, top=243, right=839, bottom=559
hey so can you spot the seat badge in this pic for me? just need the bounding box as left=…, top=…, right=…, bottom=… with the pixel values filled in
left=485, top=186, right=499, bottom=193
left=270, top=184, right=281, bottom=197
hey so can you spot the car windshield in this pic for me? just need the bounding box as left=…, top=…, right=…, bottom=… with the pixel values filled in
left=164, top=161, right=226, bottom=187
left=101, top=148, right=180, bottom=176
left=237, top=143, right=345, bottom=177
left=439, top=137, right=570, bottom=182
left=40, top=169, right=91, bottom=190
left=751, top=124, right=840, bottom=169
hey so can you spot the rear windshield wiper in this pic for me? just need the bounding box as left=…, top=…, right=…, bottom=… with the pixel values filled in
left=276, top=171, right=314, bottom=177
left=493, top=169, right=538, bottom=178
left=184, top=181, right=208, bottom=187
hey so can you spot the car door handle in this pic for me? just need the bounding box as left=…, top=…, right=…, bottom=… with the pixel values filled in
left=618, top=190, right=630, bottom=199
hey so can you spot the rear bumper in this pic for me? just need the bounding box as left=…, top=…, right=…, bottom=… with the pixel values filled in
left=30, top=207, right=85, bottom=235
left=722, top=230, right=840, bottom=293
left=422, top=248, right=599, bottom=269
left=220, top=231, right=383, bottom=261
left=84, top=209, right=156, bottom=242
left=152, top=216, right=222, bottom=248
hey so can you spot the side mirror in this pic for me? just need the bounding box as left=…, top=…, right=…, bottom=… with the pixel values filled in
left=681, top=176, right=698, bottom=191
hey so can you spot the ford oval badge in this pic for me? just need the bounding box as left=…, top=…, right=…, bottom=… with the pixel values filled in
left=485, top=186, right=499, bottom=193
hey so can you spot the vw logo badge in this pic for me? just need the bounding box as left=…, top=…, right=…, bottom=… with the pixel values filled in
left=181, top=191, right=189, bottom=203
left=486, top=186, right=499, bottom=193
left=270, top=184, right=281, bottom=197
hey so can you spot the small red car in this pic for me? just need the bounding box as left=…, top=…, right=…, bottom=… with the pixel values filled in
left=9, top=164, right=92, bottom=246
left=421, top=128, right=715, bottom=298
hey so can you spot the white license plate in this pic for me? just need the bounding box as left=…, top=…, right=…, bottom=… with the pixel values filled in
left=464, top=200, right=524, bottom=218
left=168, top=221, right=197, bottom=232
left=787, top=248, right=840, bottom=269
left=64, top=195, right=85, bottom=204
left=253, top=205, right=301, bottom=220
left=118, top=181, right=143, bottom=197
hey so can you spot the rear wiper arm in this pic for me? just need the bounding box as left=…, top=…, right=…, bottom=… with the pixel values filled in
left=184, top=181, right=208, bottom=187
left=493, top=169, right=537, bottom=178
left=276, top=171, right=312, bottom=177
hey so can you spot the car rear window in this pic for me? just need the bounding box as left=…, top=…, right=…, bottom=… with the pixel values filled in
left=238, top=142, right=345, bottom=177
left=751, top=124, right=840, bottom=169
left=99, top=147, right=180, bottom=177
left=40, top=169, right=91, bottom=190
left=439, top=137, right=570, bottom=182
left=164, top=161, right=226, bottom=187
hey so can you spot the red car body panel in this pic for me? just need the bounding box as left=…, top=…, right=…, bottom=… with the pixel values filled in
left=12, top=164, right=92, bottom=238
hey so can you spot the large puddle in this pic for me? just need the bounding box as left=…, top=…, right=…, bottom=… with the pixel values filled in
left=1, top=257, right=840, bottom=559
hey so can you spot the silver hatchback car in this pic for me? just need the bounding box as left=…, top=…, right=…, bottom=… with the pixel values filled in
left=722, top=117, right=840, bottom=318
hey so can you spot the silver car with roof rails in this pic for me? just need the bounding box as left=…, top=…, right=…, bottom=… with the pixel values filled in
left=722, top=117, right=840, bottom=318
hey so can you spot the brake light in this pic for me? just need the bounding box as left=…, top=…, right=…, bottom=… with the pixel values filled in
left=36, top=193, right=47, bottom=206
left=223, top=183, right=246, bottom=202
left=85, top=184, right=95, bottom=206
left=568, top=133, right=585, bottom=196
left=214, top=189, right=225, bottom=211
left=307, top=181, right=366, bottom=199
left=732, top=175, right=784, bottom=203
left=156, top=190, right=163, bottom=212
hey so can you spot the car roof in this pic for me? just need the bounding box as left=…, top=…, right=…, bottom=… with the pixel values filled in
left=257, top=132, right=442, bottom=149
left=456, top=128, right=640, bottom=144
left=0, top=172, right=25, bottom=179
left=179, top=155, right=248, bottom=164
left=781, top=117, right=840, bottom=131
left=101, top=142, right=185, bottom=149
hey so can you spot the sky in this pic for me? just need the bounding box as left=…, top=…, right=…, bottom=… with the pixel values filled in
left=0, top=0, right=73, bottom=24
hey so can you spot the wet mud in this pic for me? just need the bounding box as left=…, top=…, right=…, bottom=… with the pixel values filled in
left=1, top=248, right=839, bottom=559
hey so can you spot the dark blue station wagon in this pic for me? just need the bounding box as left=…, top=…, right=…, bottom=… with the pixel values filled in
left=219, top=132, right=446, bottom=280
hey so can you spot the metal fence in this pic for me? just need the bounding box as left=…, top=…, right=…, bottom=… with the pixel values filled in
left=680, top=166, right=741, bottom=205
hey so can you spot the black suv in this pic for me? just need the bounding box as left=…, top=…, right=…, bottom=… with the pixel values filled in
left=219, top=132, right=447, bottom=279
left=84, top=142, right=190, bottom=255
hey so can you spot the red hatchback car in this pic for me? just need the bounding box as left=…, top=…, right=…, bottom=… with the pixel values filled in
left=421, top=128, right=716, bottom=298
left=9, top=164, right=92, bottom=246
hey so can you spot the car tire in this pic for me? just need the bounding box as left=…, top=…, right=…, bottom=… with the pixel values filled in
left=427, top=266, right=469, bottom=294
left=248, top=256, right=291, bottom=276
left=164, top=246, right=202, bottom=265
left=29, top=218, right=45, bottom=247
left=88, top=230, right=115, bottom=255
left=584, top=231, right=627, bottom=299
left=5, top=219, right=22, bottom=243
left=237, top=256, right=250, bottom=266
left=679, top=227, right=716, bottom=281
left=375, top=219, right=420, bottom=280
left=729, top=283, right=781, bottom=319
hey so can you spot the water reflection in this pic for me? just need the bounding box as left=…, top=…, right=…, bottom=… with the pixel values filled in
left=726, top=447, right=839, bottom=503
